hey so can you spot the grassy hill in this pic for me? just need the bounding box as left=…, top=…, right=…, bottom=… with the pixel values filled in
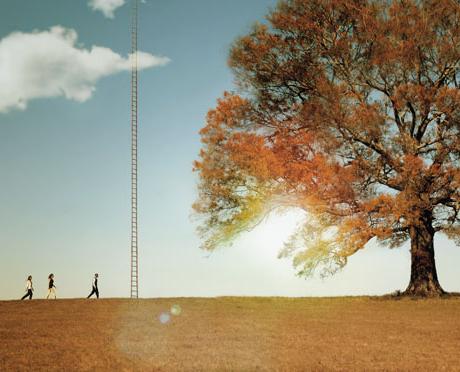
left=1, top=297, right=460, bottom=371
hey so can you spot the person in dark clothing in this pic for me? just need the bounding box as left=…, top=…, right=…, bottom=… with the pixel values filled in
left=87, top=273, right=99, bottom=299
left=46, top=273, right=56, bottom=299
left=21, top=275, right=33, bottom=300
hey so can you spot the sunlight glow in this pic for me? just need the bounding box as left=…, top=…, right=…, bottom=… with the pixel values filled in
left=245, top=208, right=307, bottom=249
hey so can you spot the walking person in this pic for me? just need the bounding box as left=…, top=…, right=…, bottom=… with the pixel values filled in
left=21, top=275, right=34, bottom=300
left=46, top=273, right=56, bottom=299
left=87, top=273, right=99, bottom=299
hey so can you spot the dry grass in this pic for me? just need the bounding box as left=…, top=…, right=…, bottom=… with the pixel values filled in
left=1, top=297, right=460, bottom=371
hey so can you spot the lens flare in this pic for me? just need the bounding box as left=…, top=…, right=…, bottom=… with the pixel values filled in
left=171, top=304, right=182, bottom=316
left=159, top=312, right=170, bottom=324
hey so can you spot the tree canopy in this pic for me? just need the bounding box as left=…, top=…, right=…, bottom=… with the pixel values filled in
left=194, top=0, right=460, bottom=296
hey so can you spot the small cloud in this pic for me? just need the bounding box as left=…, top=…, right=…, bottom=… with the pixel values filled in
left=88, top=0, right=125, bottom=19
left=0, top=26, right=170, bottom=113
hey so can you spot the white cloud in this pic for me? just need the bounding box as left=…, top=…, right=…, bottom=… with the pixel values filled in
left=0, top=26, right=170, bottom=113
left=88, top=0, right=125, bottom=19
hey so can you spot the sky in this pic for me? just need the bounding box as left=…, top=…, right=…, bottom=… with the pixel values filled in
left=0, top=0, right=459, bottom=300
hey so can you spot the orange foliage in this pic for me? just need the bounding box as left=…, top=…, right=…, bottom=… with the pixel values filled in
left=194, top=0, right=460, bottom=278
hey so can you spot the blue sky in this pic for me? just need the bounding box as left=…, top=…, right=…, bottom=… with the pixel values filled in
left=0, top=0, right=459, bottom=300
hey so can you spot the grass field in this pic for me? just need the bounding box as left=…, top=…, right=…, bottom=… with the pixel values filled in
left=1, top=297, right=460, bottom=371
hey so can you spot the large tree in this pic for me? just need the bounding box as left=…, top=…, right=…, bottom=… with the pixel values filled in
left=193, top=0, right=460, bottom=296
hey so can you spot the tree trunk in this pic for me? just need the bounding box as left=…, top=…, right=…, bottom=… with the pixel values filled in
left=404, top=212, right=444, bottom=297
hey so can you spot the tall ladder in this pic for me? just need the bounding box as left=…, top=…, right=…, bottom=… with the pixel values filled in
left=130, top=0, right=139, bottom=299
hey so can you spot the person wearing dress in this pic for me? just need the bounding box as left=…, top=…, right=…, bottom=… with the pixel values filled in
left=46, top=273, right=56, bottom=299
left=21, top=275, right=33, bottom=300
